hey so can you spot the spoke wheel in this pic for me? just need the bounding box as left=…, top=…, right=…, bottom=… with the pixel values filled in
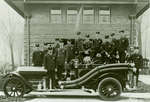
left=98, top=77, right=122, bottom=101
left=3, top=77, right=25, bottom=98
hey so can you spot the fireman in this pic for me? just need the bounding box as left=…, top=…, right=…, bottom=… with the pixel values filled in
left=128, top=46, right=143, bottom=87
left=75, top=32, right=84, bottom=63
left=83, top=34, right=92, bottom=50
left=65, top=40, right=75, bottom=63
left=32, top=44, right=43, bottom=66
left=44, top=47, right=56, bottom=89
left=55, top=40, right=66, bottom=80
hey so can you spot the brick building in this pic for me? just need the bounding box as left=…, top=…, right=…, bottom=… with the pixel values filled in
left=5, top=0, right=149, bottom=65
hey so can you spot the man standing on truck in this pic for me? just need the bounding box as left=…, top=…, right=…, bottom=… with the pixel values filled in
left=55, top=40, right=66, bottom=80
left=75, top=32, right=84, bottom=63
left=44, top=47, right=56, bottom=89
left=32, top=44, right=43, bottom=66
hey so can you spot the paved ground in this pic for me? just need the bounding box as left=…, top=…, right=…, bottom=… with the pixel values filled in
left=0, top=75, right=150, bottom=102
left=1, top=90, right=150, bottom=102
left=139, top=75, right=150, bottom=85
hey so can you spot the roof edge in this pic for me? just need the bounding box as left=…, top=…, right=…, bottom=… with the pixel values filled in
left=136, top=3, right=150, bottom=18
left=4, top=0, right=25, bottom=18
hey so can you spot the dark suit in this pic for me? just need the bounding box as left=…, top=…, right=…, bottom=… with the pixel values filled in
left=55, top=47, right=66, bottom=80
left=32, top=51, right=43, bottom=66
left=41, top=49, right=48, bottom=65
left=44, top=53, right=56, bottom=89
left=128, top=53, right=143, bottom=86
left=75, top=39, right=84, bottom=54
left=83, top=39, right=92, bottom=50
left=65, top=43, right=75, bottom=63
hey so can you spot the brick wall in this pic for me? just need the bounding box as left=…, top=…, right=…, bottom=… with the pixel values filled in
left=24, top=4, right=136, bottom=65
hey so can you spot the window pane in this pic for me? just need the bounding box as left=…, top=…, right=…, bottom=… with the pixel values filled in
left=67, top=9, right=78, bottom=24
left=83, top=9, right=94, bottom=15
left=67, top=9, right=78, bottom=14
left=67, top=15, right=77, bottom=24
left=99, top=8, right=110, bottom=24
left=99, top=15, right=110, bottom=24
left=51, top=9, right=61, bottom=14
left=83, top=15, right=94, bottom=24
left=51, top=15, right=61, bottom=24
left=83, top=8, right=94, bottom=24
left=99, top=10, right=110, bottom=15
left=50, top=9, right=61, bottom=24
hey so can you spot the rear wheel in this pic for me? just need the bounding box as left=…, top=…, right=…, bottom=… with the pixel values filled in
left=98, top=77, right=122, bottom=101
left=3, top=77, right=25, bottom=97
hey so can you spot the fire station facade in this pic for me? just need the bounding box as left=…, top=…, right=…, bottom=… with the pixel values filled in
left=5, top=0, right=149, bottom=65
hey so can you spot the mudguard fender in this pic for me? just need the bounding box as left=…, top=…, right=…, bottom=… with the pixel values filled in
left=98, top=72, right=125, bottom=88
left=98, top=72, right=121, bottom=81
left=3, top=72, right=31, bottom=88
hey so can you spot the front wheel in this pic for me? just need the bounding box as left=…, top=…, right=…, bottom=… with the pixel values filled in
left=3, top=77, right=25, bottom=97
left=98, top=77, right=122, bottom=101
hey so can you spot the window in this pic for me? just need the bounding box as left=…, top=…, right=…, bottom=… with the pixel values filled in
left=99, top=8, right=110, bottom=24
left=50, top=9, right=62, bottom=24
left=67, top=8, right=78, bottom=24
left=83, top=8, right=94, bottom=24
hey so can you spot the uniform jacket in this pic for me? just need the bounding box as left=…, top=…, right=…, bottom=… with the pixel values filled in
left=55, top=47, right=66, bottom=65
left=83, top=39, right=92, bottom=50
left=65, top=43, right=75, bottom=62
left=32, top=51, right=43, bottom=66
left=44, top=53, right=55, bottom=71
left=75, top=39, right=84, bottom=51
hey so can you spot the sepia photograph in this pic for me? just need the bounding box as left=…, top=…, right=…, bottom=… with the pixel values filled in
left=0, top=0, right=150, bottom=102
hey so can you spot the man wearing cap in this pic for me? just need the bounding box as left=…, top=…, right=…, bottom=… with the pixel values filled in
left=83, top=34, right=92, bottom=50
left=41, top=43, right=48, bottom=65
left=55, top=40, right=66, bottom=80
left=75, top=32, right=84, bottom=54
left=64, top=40, right=75, bottom=79
left=119, top=37, right=129, bottom=63
left=65, top=40, right=75, bottom=63
left=128, top=46, right=143, bottom=87
left=32, top=44, right=43, bottom=66
left=92, top=32, right=102, bottom=57
left=44, top=47, right=56, bottom=89
left=74, top=32, right=84, bottom=63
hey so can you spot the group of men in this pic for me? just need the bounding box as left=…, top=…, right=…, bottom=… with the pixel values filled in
left=32, top=39, right=76, bottom=89
left=32, top=31, right=143, bottom=88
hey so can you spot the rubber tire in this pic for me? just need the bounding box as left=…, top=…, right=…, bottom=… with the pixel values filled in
left=3, top=77, right=25, bottom=98
left=98, top=77, right=122, bottom=101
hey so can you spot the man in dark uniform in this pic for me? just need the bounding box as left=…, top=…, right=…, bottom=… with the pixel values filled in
left=65, top=40, right=75, bottom=63
left=43, top=43, right=48, bottom=55
left=41, top=43, right=48, bottom=66
left=53, top=39, right=60, bottom=55
left=92, top=32, right=103, bottom=58
left=64, top=40, right=75, bottom=79
left=119, top=37, right=129, bottom=63
left=128, top=47, right=143, bottom=87
left=32, top=44, right=43, bottom=66
left=83, top=34, right=92, bottom=50
left=75, top=32, right=84, bottom=63
left=102, top=42, right=112, bottom=64
left=44, top=47, right=56, bottom=89
left=55, top=40, right=66, bottom=80
left=75, top=32, right=84, bottom=53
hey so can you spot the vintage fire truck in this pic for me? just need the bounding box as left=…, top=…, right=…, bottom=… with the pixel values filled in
left=2, top=62, right=136, bottom=101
